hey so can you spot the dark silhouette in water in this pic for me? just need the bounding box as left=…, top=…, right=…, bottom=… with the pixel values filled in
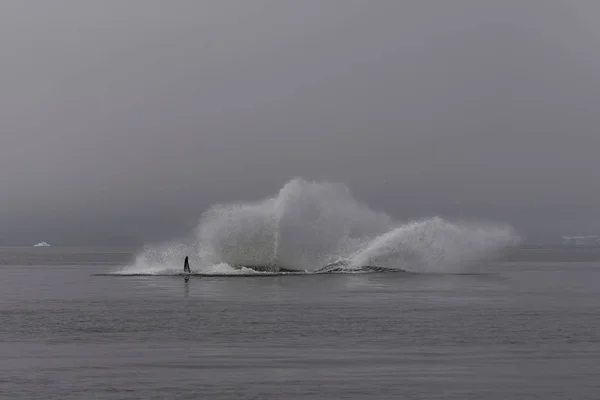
left=230, top=261, right=396, bottom=274
left=179, top=256, right=394, bottom=275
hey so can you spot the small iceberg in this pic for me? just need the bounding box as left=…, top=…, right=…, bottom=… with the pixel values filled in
left=33, top=242, right=51, bottom=247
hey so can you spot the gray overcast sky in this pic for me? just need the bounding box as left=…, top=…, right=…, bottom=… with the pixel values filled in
left=1, top=0, right=599, bottom=245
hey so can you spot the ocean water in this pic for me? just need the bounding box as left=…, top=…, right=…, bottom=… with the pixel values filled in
left=1, top=179, right=598, bottom=398
left=1, top=247, right=600, bottom=399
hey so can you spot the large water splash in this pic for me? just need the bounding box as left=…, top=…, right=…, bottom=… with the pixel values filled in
left=121, top=178, right=519, bottom=275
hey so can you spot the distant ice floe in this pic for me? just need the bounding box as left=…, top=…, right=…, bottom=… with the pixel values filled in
left=33, top=242, right=51, bottom=247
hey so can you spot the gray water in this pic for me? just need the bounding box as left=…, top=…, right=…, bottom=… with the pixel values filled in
left=1, top=248, right=600, bottom=399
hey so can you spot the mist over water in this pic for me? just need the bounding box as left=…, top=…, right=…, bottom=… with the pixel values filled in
left=121, top=178, right=519, bottom=275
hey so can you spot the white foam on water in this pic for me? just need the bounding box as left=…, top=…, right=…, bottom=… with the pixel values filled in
left=118, top=178, right=519, bottom=276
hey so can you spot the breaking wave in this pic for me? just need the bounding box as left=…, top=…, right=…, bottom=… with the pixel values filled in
left=118, top=178, right=519, bottom=276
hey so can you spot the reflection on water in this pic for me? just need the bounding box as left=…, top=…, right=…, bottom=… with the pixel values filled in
left=2, top=261, right=600, bottom=399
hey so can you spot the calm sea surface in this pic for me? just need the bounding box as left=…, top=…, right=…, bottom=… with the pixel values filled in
left=1, top=247, right=600, bottom=399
